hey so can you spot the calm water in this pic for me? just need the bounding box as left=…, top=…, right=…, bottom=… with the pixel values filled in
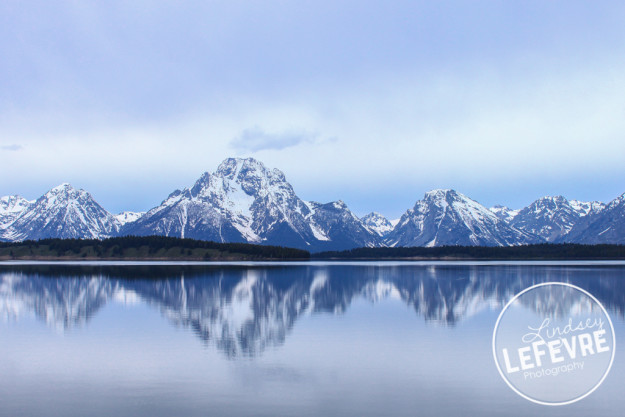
left=1, top=261, right=625, bottom=417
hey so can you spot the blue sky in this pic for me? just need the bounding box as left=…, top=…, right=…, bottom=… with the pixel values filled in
left=1, top=1, right=625, bottom=218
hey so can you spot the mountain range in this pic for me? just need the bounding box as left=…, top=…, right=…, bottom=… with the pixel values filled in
left=0, top=157, right=623, bottom=251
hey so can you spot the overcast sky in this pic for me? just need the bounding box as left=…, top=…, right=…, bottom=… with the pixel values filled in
left=1, top=1, right=625, bottom=218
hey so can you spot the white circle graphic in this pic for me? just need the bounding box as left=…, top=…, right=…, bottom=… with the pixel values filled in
left=492, top=282, right=615, bottom=406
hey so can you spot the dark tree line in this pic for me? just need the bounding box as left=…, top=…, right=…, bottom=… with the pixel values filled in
left=313, top=243, right=625, bottom=260
left=2, top=238, right=624, bottom=260
left=0, top=235, right=310, bottom=260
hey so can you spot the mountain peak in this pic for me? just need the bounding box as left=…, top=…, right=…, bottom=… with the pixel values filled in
left=605, top=194, right=625, bottom=210
left=361, top=212, right=394, bottom=237
left=190, top=172, right=211, bottom=195
left=0, top=195, right=33, bottom=230
left=115, top=211, right=145, bottom=226
left=534, top=195, right=568, bottom=205
left=45, top=183, right=94, bottom=201
left=362, top=211, right=385, bottom=219
left=423, top=189, right=464, bottom=203
left=42, top=183, right=92, bottom=204
left=489, top=205, right=520, bottom=222
left=122, top=157, right=379, bottom=251
left=510, top=195, right=601, bottom=242
left=420, top=189, right=469, bottom=210
left=0, top=195, right=32, bottom=214
left=215, top=157, right=264, bottom=177
left=211, top=157, right=286, bottom=195
left=4, top=183, right=118, bottom=241
left=388, top=188, right=534, bottom=247
left=424, top=189, right=456, bottom=198
left=562, top=193, right=625, bottom=244
left=612, top=192, right=625, bottom=204
left=51, top=183, right=75, bottom=192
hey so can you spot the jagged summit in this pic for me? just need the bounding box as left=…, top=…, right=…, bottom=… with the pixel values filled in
left=0, top=195, right=32, bottom=214
left=361, top=212, right=394, bottom=237
left=122, top=157, right=379, bottom=251
left=51, top=182, right=73, bottom=191
left=561, top=192, right=625, bottom=244
left=510, top=195, right=605, bottom=242
left=0, top=195, right=33, bottom=232
left=569, top=199, right=605, bottom=216
left=489, top=205, right=519, bottom=223
left=423, top=188, right=456, bottom=199
left=606, top=192, right=625, bottom=207
left=2, top=183, right=120, bottom=241
left=385, top=189, right=538, bottom=247
left=115, top=211, right=144, bottom=226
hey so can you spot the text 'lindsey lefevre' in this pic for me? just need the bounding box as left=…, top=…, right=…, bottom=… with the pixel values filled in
left=501, top=317, right=610, bottom=375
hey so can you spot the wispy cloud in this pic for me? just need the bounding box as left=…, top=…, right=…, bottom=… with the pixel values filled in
left=230, top=127, right=319, bottom=152
left=1, top=144, right=22, bottom=151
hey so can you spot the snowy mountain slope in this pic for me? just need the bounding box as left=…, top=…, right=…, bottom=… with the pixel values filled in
left=0, top=195, right=32, bottom=218
left=361, top=212, right=394, bottom=237
left=122, top=158, right=379, bottom=251
left=115, top=211, right=145, bottom=226
left=559, top=193, right=625, bottom=244
left=510, top=195, right=604, bottom=242
left=0, top=196, right=32, bottom=235
left=121, top=187, right=243, bottom=242
left=3, top=183, right=120, bottom=241
left=569, top=200, right=605, bottom=216
left=304, top=202, right=381, bottom=249
left=122, top=159, right=306, bottom=244
left=385, top=189, right=539, bottom=247
left=489, top=205, right=519, bottom=223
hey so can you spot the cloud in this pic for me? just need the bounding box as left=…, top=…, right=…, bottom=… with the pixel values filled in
left=1, top=144, right=22, bottom=151
left=230, top=127, right=319, bottom=152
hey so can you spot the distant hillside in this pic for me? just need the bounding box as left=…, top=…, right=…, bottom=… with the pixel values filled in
left=0, top=236, right=310, bottom=261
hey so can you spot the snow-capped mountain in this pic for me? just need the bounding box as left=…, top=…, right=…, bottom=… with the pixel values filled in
left=508, top=196, right=602, bottom=242
left=0, top=195, right=32, bottom=231
left=569, top=200, right=605, bottom=216
left=0, top=157, right=623, bottom=248
left=385, top=189, right=539, bottom=247
left=3, top=183, right=120, bottom=241
left=115, top=211, right=145, bottom=226
left=361, top=212, right=394, bottom=237
left=304, top=201, right=380, bottom=248
left=489, top=205, right=519, bottom=222
left=560, top=193, right=625, bottom=244
left=122, top=158, right=379, bottom=251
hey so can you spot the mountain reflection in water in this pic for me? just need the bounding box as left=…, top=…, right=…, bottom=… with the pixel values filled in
left=1, top=263, right=624, bottom=358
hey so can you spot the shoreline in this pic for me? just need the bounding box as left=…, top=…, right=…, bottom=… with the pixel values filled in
left=2, top=257, right=625, bottom=263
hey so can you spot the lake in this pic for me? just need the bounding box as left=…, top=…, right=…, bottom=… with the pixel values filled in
left=1, top=261, right=624, bottom=416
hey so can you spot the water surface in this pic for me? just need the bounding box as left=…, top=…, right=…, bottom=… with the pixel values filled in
left=1, top=262, right=624, bottom=416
